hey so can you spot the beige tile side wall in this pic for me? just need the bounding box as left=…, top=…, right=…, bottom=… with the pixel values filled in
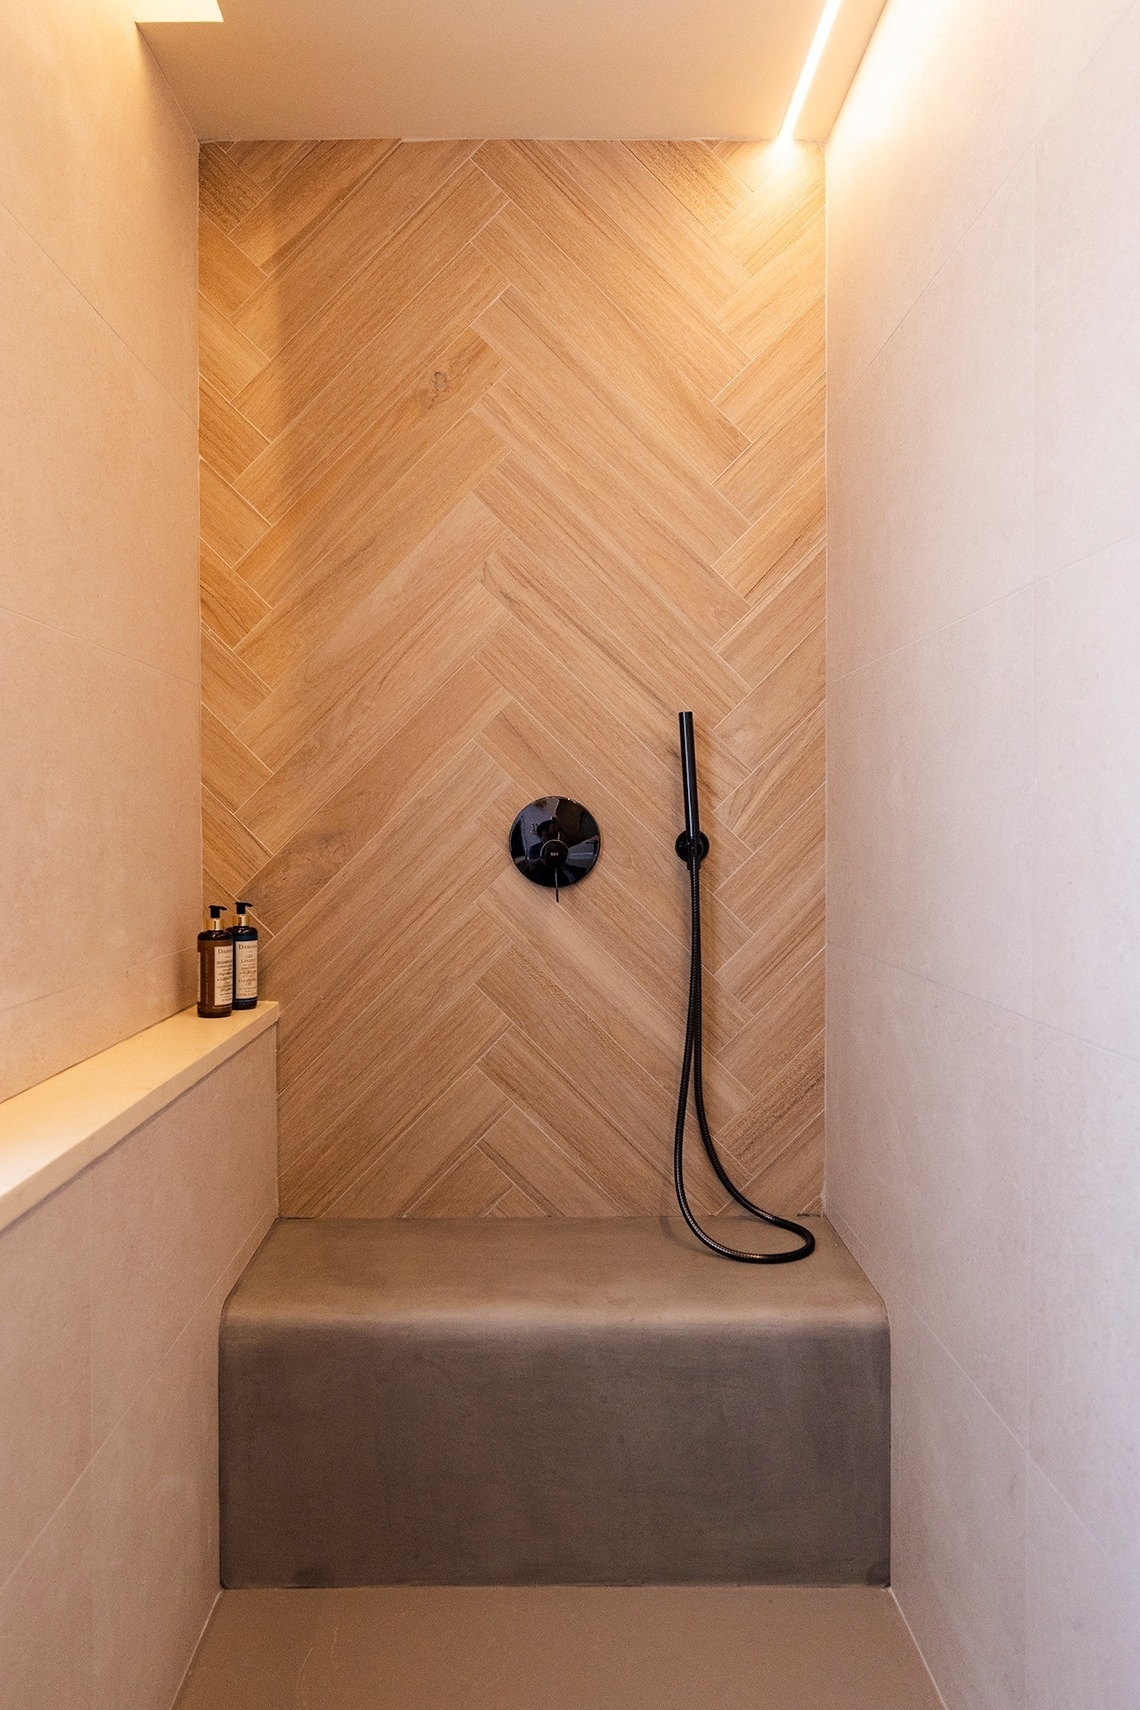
left=826, top=2, right=1140, bottom=1706
left=0, top=0, right=201, bottom=1102
left=0, top=1029, right=277, bottom=1710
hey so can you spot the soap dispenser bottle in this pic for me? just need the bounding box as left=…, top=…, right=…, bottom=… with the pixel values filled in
left=197, top=904, right=233, bottom=1017
left=231, top=900, right=259, bottom=1010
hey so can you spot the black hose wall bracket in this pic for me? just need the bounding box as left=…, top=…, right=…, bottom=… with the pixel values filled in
left=675, top=831, right=709, bottom=863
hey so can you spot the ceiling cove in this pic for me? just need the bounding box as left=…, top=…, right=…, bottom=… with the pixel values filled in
left=137, top=0, right=888, bottom=141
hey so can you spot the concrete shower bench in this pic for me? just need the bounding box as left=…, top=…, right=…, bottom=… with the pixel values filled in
left=219, top=1216, right=889, bottom=1587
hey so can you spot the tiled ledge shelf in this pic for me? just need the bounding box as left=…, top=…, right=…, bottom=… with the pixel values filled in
left=0, top=1002, right=279, bottom=1234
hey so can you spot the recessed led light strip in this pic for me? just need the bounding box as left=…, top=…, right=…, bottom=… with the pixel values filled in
left=778, top=0, right=845, bottom=141
left=135, top=1, right=223, bottom=21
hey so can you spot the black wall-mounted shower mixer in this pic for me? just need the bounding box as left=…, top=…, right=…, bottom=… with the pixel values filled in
left=509, top=797, right=600, bottom=900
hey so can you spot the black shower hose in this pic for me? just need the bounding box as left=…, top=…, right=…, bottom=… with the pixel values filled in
left=673, top=840, right=816, bottom=1264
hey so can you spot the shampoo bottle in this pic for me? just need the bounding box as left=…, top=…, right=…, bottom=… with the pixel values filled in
left=197, top=905, right=233, bottom=1017
left=231, top=900, right=259, bottom=1010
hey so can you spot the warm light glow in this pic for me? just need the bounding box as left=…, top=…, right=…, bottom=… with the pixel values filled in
left=778, top=0, right=845, bottom=141
left=135, top=1, right=223, bottom=21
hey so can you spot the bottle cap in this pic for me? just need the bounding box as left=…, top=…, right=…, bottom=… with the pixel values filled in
left=209, top=904, right=225, bottom=919
left=236, top=901, right=251, bottom=913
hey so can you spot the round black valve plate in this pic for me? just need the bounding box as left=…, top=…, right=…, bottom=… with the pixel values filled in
left=509, top=797, right=600, bottom=890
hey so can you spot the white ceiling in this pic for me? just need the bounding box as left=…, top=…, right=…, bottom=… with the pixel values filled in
left=138, top=0, right=888, bottom=141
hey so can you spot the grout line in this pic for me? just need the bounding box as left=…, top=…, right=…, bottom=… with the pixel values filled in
left=0, top=188, right=197, bottom=428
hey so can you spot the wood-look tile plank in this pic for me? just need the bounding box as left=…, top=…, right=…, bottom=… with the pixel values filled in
left=486, top=1182, right=550, bottom=1217
left=199, top=544, right=270, bottom=651
left=719, top=704, right=825, bottom=852
left=243, top=660, right=509, bottom=929
left=235, top=311, right=502, bottom=530
left=717, top=789, right=824, bottom=933
left=624, top=140, right=752, bottom=231
left=718, top=870, right=824, bottom=1013
left=233, top=140, right=479, bottom=356
left=201, top=704, right=272, bottom=814
left=715, top=297, right=825, bottom=439
left=201, top=622, right=271, bottom=731
left=223, top=141, right=316, bottom=191
left=330, top=1067, right=511, bottom=1218
left=716, top=624, right=824, bottom=774
left=198, top=145, right=263, bottom=232
left=266, top=747, right=510, bottom=1081
left=473, top=291, right=749, bottom=563
left=715, top=462, right=825, bottom=604
left=718, top=1034, right=824, bottom=1175
left=229, top=139, right=398, bottom=272
left=718, top=952, right=824, bottom=1095
left=201, top=785, right=271, bottom=899
left=479, top=1029, right=686, bottom=1218
left=540, top=139, right=751, bottom=312
left=238, top=492, right=505, bottom=773
left=717, top=378, right=824, bottom=523
left=275, top=901, right=504, bottom=1113
left=475, top=140, right=750, bottom=397
left=245, top=580, right=503, bottom=857
left=479, top=481, right=748, bottom=740
left=199, top=379, right=269, bottom=486
left=722, top=1111, right=823, bottom=1217
left=236, top=412, right=505, bottom=682
left=713, top=143, right=823, bottom=274
left=473, top=377, right=747, bottom=647
left=717, top=212, right=824, bottom=361
left=480, top=1104, right=624, bottom=1216
left=199, top=460, right=268, bottom=567
left=474, top=200, right=748, bottom=479
left=718, top=549, right=825, bottom=688
left=233, top=163, right=505, bottom=439
left=198, top=292, right=267, bottom=402
left=281, top=990, right=510, bottom=1214
left=406, top=1145, right=520, bottom=1218
left=198, top=213, right=266, bottom=317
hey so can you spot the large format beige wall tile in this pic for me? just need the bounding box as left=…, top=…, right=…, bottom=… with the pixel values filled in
left=0, top=609, right=201, bottom=1101
left=829, top=6, right=1140, bottom=1705
left=0, top=1033, right=276, bottom=1710
left=0, top=203, right=199, bottom=678
left=826, top=948, right=1032, bottom=1431
left=0, top=1469, right=94, bottom=1710
left=1035, top=8, right=1140, bottom=579
left=890, top=1306, right=1027, bottom=1710
left=88, top=1031, right=277, bottom=1440
left=0, top=0, right=197, bottom=411
left=1029, top=1025, right=1140, bottom=1575
left=828, top=591, right=1033, bottom=1013
left=826, top=0, right=1035, bottom=402
left=828, top=159, right=1034, bottom=678
left=0, top=0, right=199, bottom=1101
left=1026, top=1462, right=1140, bottom=1710
left=1033, top=533, right=1140, bottom=1057
left=0, top=1175, right=91, bottom=1588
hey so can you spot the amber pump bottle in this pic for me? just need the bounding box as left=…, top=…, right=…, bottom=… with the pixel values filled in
left=231, top=901, right=259, bottom=1010
left=197, top=905, right=233, bottom=1017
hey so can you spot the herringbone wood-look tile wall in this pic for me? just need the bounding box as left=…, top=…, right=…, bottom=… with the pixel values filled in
left=198, top=139, right=825, bottom=1218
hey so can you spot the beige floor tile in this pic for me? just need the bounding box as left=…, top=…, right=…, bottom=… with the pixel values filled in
left=177, top=1584, right=941, bottom=1710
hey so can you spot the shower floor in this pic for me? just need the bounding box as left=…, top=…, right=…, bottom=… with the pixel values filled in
left=176, top=1584, right=941, bottom=1709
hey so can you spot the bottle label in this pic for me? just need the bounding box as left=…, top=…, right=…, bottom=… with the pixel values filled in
left=235, top=940, right=258, bottom=1001
left=213, top=943, right=233, bottom=1005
